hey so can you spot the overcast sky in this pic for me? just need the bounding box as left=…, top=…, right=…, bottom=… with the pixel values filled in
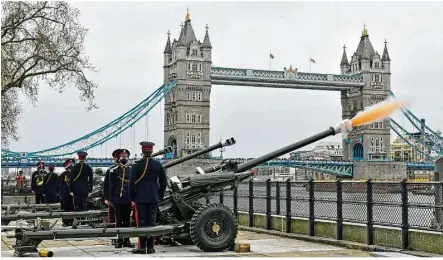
left=9, top=1, right=443, bottom=158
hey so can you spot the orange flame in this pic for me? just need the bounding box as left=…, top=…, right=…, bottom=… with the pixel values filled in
left=351, top=98, right=406, bottom=127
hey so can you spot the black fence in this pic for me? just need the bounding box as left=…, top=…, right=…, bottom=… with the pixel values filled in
left=197, top=178, right=443, bottom=250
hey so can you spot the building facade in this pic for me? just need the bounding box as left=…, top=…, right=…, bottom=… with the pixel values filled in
left=340, top=26, right=392, bottom=161
left=163, top=10, right=212, bottom=158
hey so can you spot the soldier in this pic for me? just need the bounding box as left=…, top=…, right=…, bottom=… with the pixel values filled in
left=43, top=165, right=58, bottom=203
left=128, top=142, right=167, bottom=254
left=15, top=170, right=26, bottom=194
left=109, top=149, right=134, bottom=248
left=31, top=162, right=46, bottom=204
left=104, top=149, right=121, bottom=246
left=59, top=159, right=75, bottom=226
left=69, top=151, right=93, bottom=212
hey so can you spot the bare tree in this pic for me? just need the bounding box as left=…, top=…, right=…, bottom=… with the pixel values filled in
left=1, top=1, right=98, bottom=148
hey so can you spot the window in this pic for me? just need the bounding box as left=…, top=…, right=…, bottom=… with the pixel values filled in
left=192, top=49, right=198, bottom=56
left=186, top=114, right=191, bottom=123
left=191, top=115, right=196, bottom=123
left=192, top=64, right=198, bottom=71
left=197, top=92, right=202, bottom=101
left=375, top=62, right=380, bottom=69
left=370, top=136, right=385, bottom=153
left=185, top=132, right=202, bottom=148
left=192, top=93, right=196, bottom=100
left=186, top=91, right=203, bottom=101
left=372, top=121, right=383, bottom=129
left=186, top=92, right=191, bottom=100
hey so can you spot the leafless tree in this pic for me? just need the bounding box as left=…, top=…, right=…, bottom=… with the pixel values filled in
left=1, top=1, right=98, bottom=148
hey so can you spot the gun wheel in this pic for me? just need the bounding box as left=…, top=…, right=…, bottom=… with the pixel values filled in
left=190, top=203, right=237, bottom=252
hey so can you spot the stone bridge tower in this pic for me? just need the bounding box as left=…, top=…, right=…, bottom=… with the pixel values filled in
left=163, top=9, right=212, bottom=158
left=340, top=26, right=392, bottom=161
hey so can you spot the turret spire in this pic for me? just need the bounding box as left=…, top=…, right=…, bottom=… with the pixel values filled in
left=340, top=44, right=349, bottom=66
left=362, top=23, right=368, bottom=37
left=202, top=24, right=212, bottom=49
left=185, top=7, right=191, bottom=21
left=163, top=30, right=172, bottom=54
left=382, top=39, right=391, bottom=61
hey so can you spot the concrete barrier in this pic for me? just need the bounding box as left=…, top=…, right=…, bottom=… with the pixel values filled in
left=237, top=211, right=443, bottom=255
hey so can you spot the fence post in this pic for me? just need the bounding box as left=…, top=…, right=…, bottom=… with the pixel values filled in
left=336, top=177, right=343, bottom=240
left=206, top=195, right=210, bottom=204
left=401, top=178, right=409, bottom=249
left=286, top=178, right=292, bottom=233
left=308, top=179, right=315, bottom=236
left=233, top=185, right=238, bottom=217
left=219, top=191, right=224, bottom=205
left=266, top=179, right=272, bottom=230
left=366, top=179, right=374, bottom=245
left=276, top=182, right=281, bottom=215
left=249, top=179, right=254, bottom=227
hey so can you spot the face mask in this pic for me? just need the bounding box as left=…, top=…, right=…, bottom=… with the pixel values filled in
left=120, top=158, right=128, bottom=165
left=67, top=165, right=73, bottom=170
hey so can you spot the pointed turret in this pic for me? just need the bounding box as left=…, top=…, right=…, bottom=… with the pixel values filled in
left=382, top=39, right=391, bottom=61
left=340, top=44, right=349, bottom=66
left=202, top=24, right=212, bottom=49
left=355, top=24, right=375, bottom=62
left=177, top=8, right=198, bottom=47
left=164, top=30, right=172, bottom=54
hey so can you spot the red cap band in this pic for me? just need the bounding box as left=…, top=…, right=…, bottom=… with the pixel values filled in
left=142, top=146, right=153, bottom=151
left=78, top=155, right=86, bottom=160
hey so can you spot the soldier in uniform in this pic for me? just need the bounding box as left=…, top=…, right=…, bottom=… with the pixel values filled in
left=43, top=165, right=58, bottom=203
left=109, top=149, right=134, bottom=248
left=59, top=159, right=75, bottom=226
left=103, top=149, right=121, bottom=246
left=31, top=162, right=47, bottom=204
left=129, top=142, right=167, bottom=254
left=69, top=151, right=93, bottom=212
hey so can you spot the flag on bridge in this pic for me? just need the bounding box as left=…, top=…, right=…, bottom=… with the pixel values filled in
left=310, top=58, right=316, bottom=64
left=270, top=53, right=275, bottom=59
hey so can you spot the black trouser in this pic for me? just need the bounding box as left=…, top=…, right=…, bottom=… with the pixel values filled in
left=62, top=194, right=74, bottom=225
left=45, top=194, right=57, bottom=203
left=133, top=202, right=157, bottom=249
left=34, top=193, right=44, bottom=204
left=115, top=203, right=132, bottom=244
left=108, top=205, right=115, bottom=223
left=73, top=192, right=88, bottom=212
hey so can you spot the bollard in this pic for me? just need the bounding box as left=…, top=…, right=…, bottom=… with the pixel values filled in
left=366, top=179, right=374, bottom=245
left=285, top=178, right=292, bottom=233
left=434, top=158, right=443, bottom=229
left=336, top=177, right=343, bottom=240
left=248, top=179, right=254, bottom=227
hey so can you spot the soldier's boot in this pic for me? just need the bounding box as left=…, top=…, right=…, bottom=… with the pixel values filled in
left=146, top=248, right=155, bottom=254
left=123, top=238, right=134, bottom=248
left=111, top=239, right=117, bottom=246
left=131, top=248, right=146, bottom=254
left=115, top=239, right=123, bottom=249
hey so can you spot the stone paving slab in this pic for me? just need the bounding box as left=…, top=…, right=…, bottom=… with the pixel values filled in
left=1, top=230, right=420, bottom=257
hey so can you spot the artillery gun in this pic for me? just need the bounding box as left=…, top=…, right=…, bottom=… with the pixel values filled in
left=10, top=128, right=347, bottom=256
left=2, top=140, right=237, bottom=230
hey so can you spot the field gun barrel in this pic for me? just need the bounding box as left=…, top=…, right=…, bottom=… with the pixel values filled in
left=163, top=137, right=236, bottom=169
left=15, top=224, right=184, bottom=240
left=151, top=146, right=172, bottom=158
left=234, top=127, right=337, bottom=173
left=1, top=210, right=107, bottom=226
left=1, top=203, right=60, bottom=210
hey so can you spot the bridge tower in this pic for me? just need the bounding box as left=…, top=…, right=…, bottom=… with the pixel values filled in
left=163, top=9, right=212, bottom=158
left=340, top=26, right=392, bottom=161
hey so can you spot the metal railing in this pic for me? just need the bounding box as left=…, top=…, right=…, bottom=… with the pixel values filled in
left=1, top=179, right=31, bottom=204
left=198, top=178, right=443, bottom=250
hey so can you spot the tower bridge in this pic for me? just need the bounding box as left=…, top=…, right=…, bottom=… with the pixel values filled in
left=2, top=10, right=442, bottom=179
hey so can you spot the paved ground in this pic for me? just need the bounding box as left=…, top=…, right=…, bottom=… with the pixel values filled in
left=1, top=229, right=419, bottom=257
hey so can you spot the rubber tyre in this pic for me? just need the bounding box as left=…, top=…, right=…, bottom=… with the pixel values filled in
left=189, top=203, right=238, bottom=252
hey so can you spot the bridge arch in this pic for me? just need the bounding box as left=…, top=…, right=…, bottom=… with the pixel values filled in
left=353, top=143, right=364, bottom=161
left=167, top=135, right=178, bottom=158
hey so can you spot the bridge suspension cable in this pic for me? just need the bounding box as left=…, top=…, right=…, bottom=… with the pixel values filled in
left=2, top=81, right=177, bottom=159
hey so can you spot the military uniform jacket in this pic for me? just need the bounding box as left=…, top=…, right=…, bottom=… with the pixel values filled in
left=128, top=157, right=167, bottom=203
left=43, top=172, right=59, bottom=195
left=69, top=162, right=93, bottom=194
left=31, top=171, right=46, bottom=194
left=59, top=171, right=71, bottom=198
left=109, top=165, right=132, bottom=204
left=103, top=165, right=117, bottom=201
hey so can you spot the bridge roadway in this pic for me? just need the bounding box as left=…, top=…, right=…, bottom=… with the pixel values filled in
left=1, top=157, right=435, bottom=173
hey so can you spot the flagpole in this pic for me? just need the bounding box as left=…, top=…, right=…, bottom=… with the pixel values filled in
left=269, top=51, right=272, bottom=70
